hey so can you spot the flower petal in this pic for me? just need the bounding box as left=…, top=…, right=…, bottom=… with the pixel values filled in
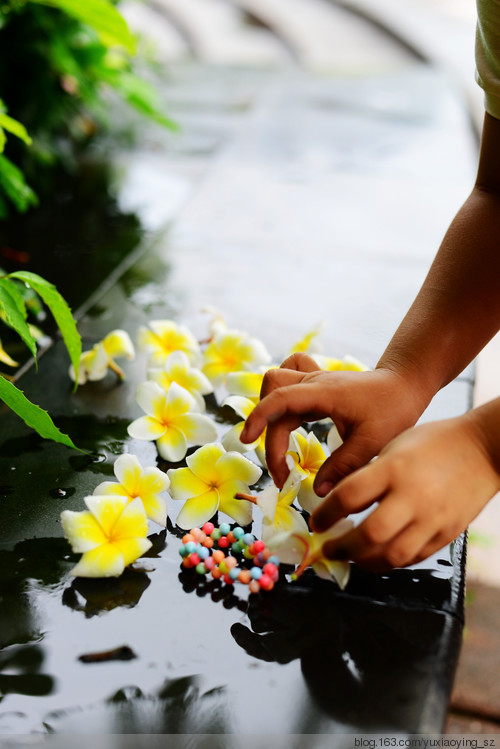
left=327, top=423, right=343, bottom=452
left=139, top=466, right=170, bottom=495
left=112, top=496, right=149, bottom=540
left=313, top=559, right=351, bottom=589
left=140, top=493, right=168, bottom=526
left=216, top=451, right=262, bottom=486
left=156, top=427, right=188, bottom=462
left=175, top=489, right=220, bottom=530
left=84, top=494, right=129, bottom=537
left=256, top=485, right=278, bottom=522
left=186, top=443, right=226, bottom=482
left=84, top=344, right=109, bottom=381
left=168, top=466, right=210, bottom=502
left=221, top=422, right=255, bottom=453
left=60, top=510, right=107, bottom=553
left=175, top=413, right=218, bottom=446
left=136, top=381, right=167, bottom=419
left=222, top=395, right=254, bottom=420
left=114, top=453, right=143, bottom=489
left=103, top=330, right=135, bottom=360
left=218, top=484, right=253, bottom=526
left=69, top=544, right=126, bottom=578
left=165, top=381, right=197, bottom=416
left=128, top=416, right=166, bottom=441
left=92, top=481, right=131, bottom=500
left=113, top=537, right=153, bottom=567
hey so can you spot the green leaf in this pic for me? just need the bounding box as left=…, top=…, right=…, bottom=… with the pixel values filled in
left=29, top=0, right=136, bottom=55
left=0, top=113, right=32, bottom=147
left=0, top=128, right=6, bottom=154
left=101, top=70, right=179, bottom=131
left=0, top=155, right=38, bottom=213
left=8, top=271, right=81, bottom=387
left=0, top=375, right=80, bottom=450
left=0, top=279, right=38, bottom=364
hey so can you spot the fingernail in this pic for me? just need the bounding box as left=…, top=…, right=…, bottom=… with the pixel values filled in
left=316, top=481, right=333, bottom=497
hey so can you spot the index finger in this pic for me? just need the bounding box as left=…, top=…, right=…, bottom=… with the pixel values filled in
left=240, top=381, right=330, bottom=444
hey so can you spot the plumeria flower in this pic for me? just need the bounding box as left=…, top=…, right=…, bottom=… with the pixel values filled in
left=148, top=350, right=213, bottom=412
left=0, top=337, right=18, bottom=367
left=226, top=366, right=276, bottom=404
left=61, top=495, right=152, bottom=578
left=93, top=453, right=169, bottom=526
left=286, top=429, right=328, bottom=514
left=312, top=353, right=369, bottom=372
left=138, top=319, right=200, bottom=367
left=202, top=328, right=271, bottom=388
left=250, top=466, right=309, bottom=548
left=202, top=305, right=228, bottom=338
left=69, top=329, right=135, bottom=384
left=269, top=520, right=354, bottom=590
left=289, top=322, right=325, bottom=355
left=127, top=381, right=217, bottom=462
left=168, top=442, right=262, bottom=529
left=221, top=395, right=267, bottom=467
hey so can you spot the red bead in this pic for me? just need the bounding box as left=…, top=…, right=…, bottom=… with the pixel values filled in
left=202, top=522, right=215, bottom=535
left=218, top=536, right=229, bottom=549
left=259, top=573, right=273, bottom=590
left=190, top=553, right=201, bottom=566
left=223, top=573, right=234, bottom=585
left=253, top=540, right=265, bottom=554
left=263, top=563, right=278, bottom=581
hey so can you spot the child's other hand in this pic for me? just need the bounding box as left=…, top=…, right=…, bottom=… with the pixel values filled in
left=313, top=415, right=500, bottom=570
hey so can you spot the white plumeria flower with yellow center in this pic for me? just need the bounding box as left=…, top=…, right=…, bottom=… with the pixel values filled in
left=226, top=365, right=276, bottom=404
left=147, top=350, right=213, bottom=412
left=312, top=353, right=370, bottom=372
left=251, top=466, right=309, bottom=548
left=93, top=453, right=169, bottom=527
left=138, top=319, right=200, bottom=367
left=69, top=329, right=135, bottom=385
left=61, top=494, right=152, bottom=578
left=168, top=442, right=262, bottom=529
left=269, top=520, right=354, bottom=590
left=221, top=394, right=267, bottom=467
left=286, top=429, right=328, bottom=514
left=202, top=305, right=228, bottom=338
left=202, top=328, right=271, bottom=388
left=289, top=322, right=325, bottom=355
left=127, top=381, right=217, bottom=463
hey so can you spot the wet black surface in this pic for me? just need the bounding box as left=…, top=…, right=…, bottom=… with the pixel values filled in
left=0, top=62, right=475, bottom=735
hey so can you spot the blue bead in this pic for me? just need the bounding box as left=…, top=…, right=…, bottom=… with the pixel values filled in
left=250, top=567, right=262, bottom=580
left=242, top=533, right=255, bottom=546
left=198, top=546, right=209, bottom=560
left=233, top=526, right=244, bottom=540
left=229, top=568, right=240, bottom=580
left=219, top=522, right=231, bottom=535
left=184, top=541, right=197, bottom=554
left=179, top=545, right=188, bottom=557
left=268, top=555, right=281, bottom=567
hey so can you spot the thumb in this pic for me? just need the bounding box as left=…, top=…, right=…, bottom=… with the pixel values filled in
left=313, top=431, right=380, bottom=497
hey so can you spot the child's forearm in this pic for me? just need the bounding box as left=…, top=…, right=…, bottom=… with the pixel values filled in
left=378, top=114, right=500, bottom=403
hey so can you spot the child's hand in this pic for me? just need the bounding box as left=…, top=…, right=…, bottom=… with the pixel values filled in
left=240, top=352, right=427, bottom=492
left=312, top=414, right=500, bottom=570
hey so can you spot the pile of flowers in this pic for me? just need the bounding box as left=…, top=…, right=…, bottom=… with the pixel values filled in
left=62, top=311, right=368, bottom=590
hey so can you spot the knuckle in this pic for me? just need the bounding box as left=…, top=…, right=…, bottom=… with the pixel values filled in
left=383, top=544, right=410, bottom=568
left=362, top=516, right=392, bottom=545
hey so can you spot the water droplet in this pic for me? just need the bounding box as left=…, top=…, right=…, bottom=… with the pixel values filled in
left=49, top=487, right=76, bottom=499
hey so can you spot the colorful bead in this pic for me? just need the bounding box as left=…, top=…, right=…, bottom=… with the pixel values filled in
left=179, top=523, right=281, bottom=593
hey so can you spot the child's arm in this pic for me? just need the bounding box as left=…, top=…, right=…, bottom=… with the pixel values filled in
left=241, top=113, right=500, bottom=568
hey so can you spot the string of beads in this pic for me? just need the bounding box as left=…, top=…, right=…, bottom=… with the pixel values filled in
left=178, top=521, right=281, bottom=593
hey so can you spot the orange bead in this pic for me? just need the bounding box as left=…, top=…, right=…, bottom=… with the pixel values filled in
left=202, top=537, right=214, bottom=548
left=249, top=580, right=260, bottom=594
left=191, top=528, right=205, bottom=542
left=227, top=531, right=236, bottom=544
left=225, top=556, right=238, bottom=570
left=212, top=566, right=223, bottom=579
left=238, top=569, right=252, bottom=584
left=212, top=550, right=225, bottom=564
left=182, top=534, right=195, bottom=545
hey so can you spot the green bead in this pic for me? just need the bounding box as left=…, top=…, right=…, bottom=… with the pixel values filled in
left=196, top=563, right=207, bottom=575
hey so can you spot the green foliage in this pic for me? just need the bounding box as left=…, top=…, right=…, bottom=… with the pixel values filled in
left=0, top=375, right=79, bottom=449
left=0, top=0, right=176, bottom=214
left=0, top=271, right=82, bottom=449
left=7, top=271, right=81, bottom=384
